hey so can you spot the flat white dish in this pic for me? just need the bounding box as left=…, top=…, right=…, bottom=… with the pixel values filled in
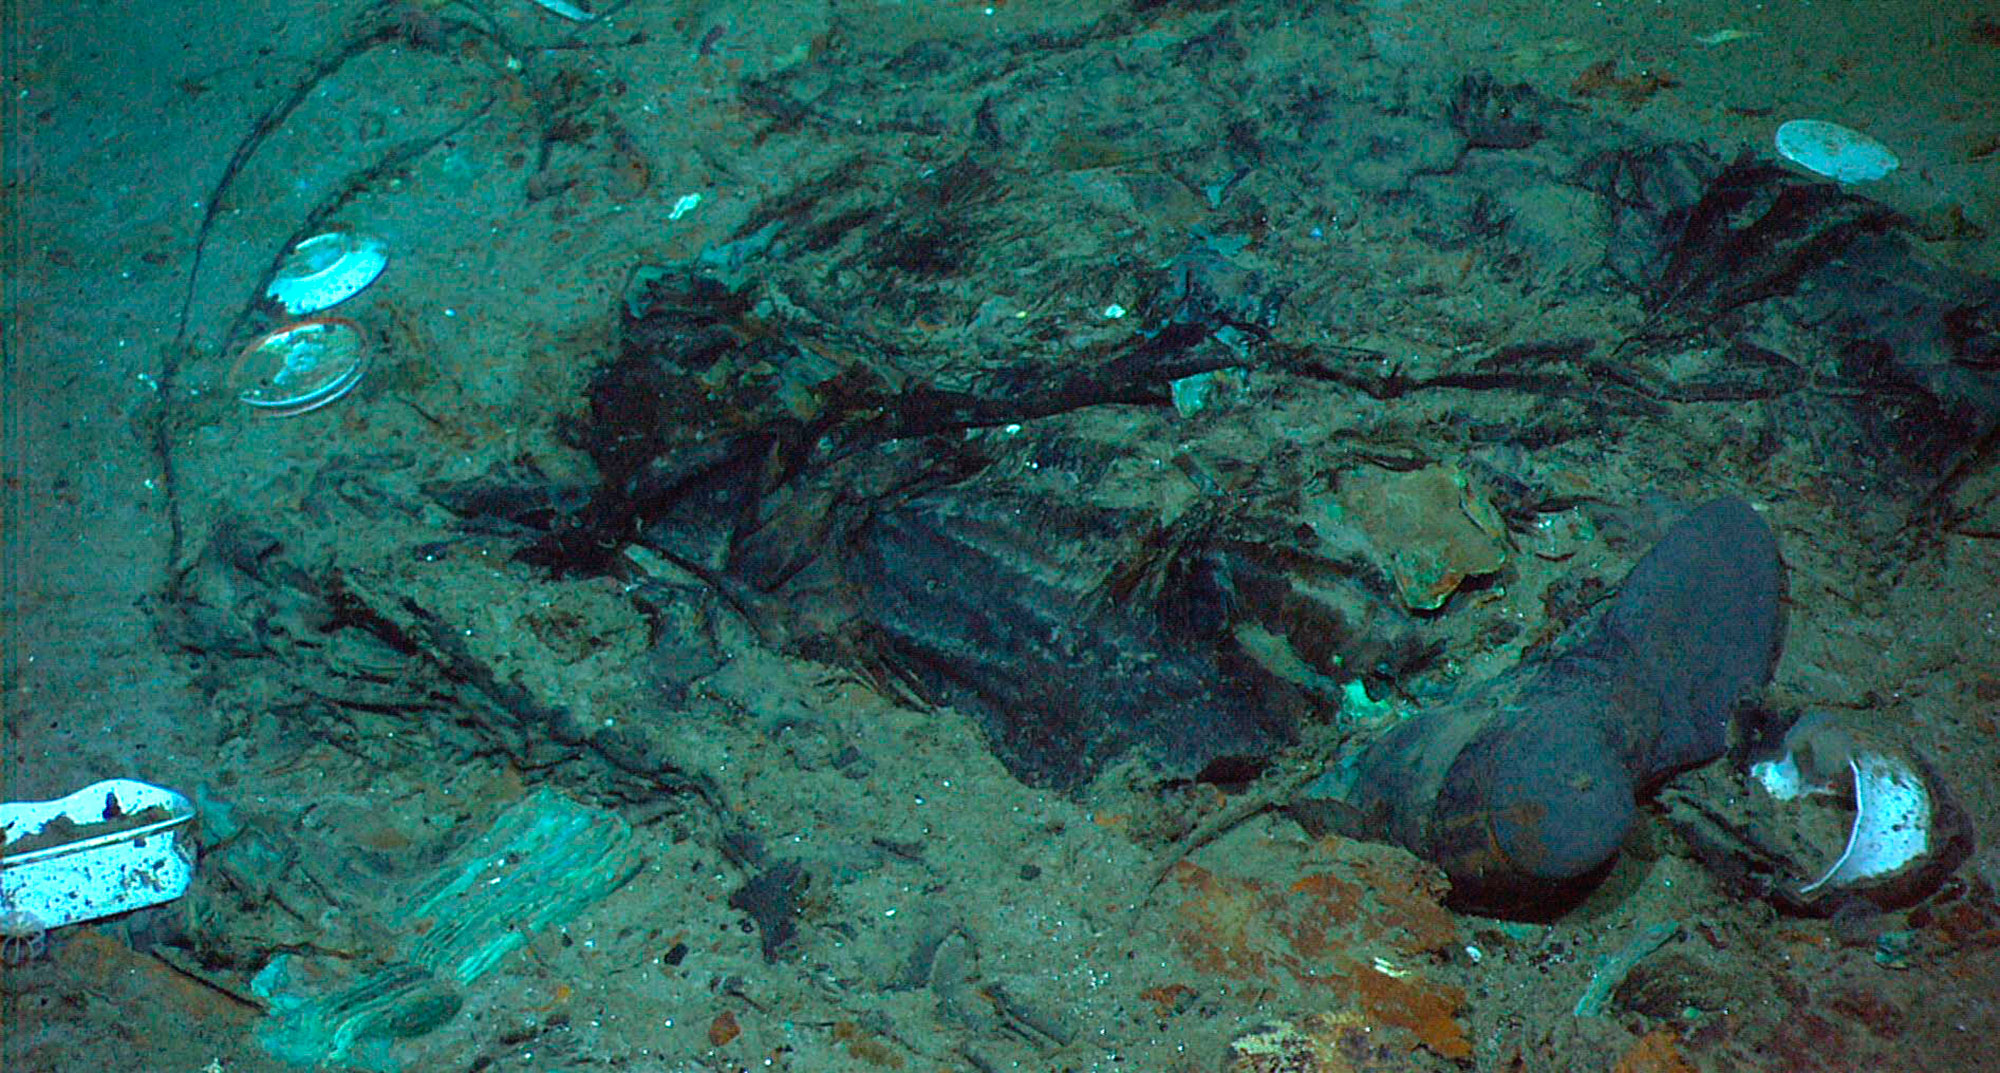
left=233, top=317, right=370, bottom=416
left=266, top=228, right=390, bottom=315
left=1775, top=119, right=1899, bottom=183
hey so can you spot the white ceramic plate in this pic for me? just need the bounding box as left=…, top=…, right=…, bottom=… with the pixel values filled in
left=233, top=317, right=370, bottom=415
left=266, top=229, right=390, bottom=315
left=1775, top=119, right=1899, bottom=183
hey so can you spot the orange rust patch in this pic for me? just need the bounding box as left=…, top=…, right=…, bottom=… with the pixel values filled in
left=1167, top=847, right=1470, bottom=1060
left=1348, top=960, right=1472, bottom=1060
left=530, top=982, right=574, bottom=1014
left=1347, top=852, right=1459, bottom=955
left=1139, top=982, right=1198, bottom=1017
left=1091, top=812, right=1132, bottom=832
left=1170, top=861, right=1285, bottom=980
left=1613, top=1028, right=1699, bottom=1073
left=831, top=1021, right=906, bottom=1069
left=61, top=928, right=258, bottom=1030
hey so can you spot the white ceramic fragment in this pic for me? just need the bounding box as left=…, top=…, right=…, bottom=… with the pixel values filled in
left=1798, top=750, right=1931, bottom=895
left=1750, top=712, right=1953, bottom=905
left=526, top=0, right=594, bottom=20
left=0, top=780, right=197, bottom=930
left=1775, top=119, right=1899, bottom=183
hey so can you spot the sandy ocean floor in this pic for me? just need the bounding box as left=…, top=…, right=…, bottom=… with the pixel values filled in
left=4, top=2, right=1997, bottom=1071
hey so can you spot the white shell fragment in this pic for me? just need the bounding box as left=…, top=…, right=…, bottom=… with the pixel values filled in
left=1774, top=119, right=1899, bottom=183
left=233, top=317, right=370, bottom=416
left=266, top=229, right=390, bottom=315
